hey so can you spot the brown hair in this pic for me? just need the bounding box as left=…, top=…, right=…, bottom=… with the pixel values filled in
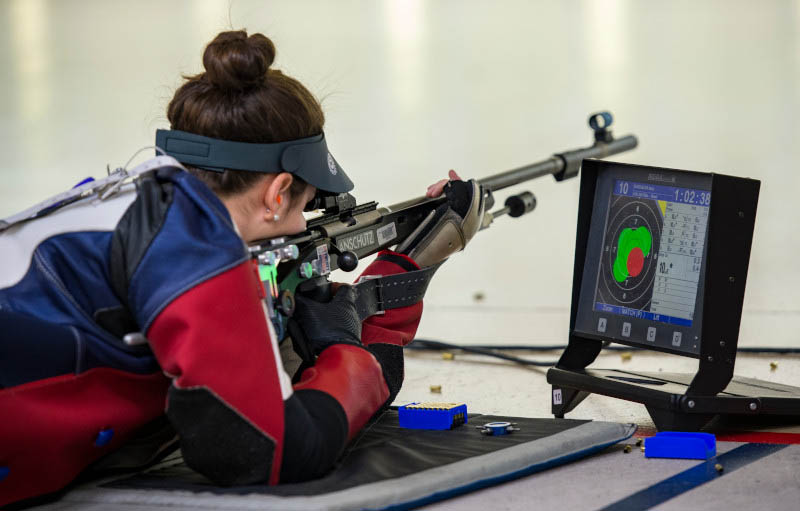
left=167, top=30, right=323, bottom=197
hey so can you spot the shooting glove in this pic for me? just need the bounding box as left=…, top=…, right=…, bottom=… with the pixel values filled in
left=397, top=179, right=485, bottom=267
left=288, top=285, right=363, bottom=357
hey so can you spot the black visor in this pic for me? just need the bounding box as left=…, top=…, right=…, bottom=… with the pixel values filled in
left=155, top=129, right=353, bottom=194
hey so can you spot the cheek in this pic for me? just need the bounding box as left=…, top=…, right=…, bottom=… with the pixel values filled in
left=289, top=206, right=308, bottom=232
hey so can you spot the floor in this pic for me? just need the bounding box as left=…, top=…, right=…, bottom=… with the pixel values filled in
left=3, top=1, right=800, bottom=509
left=419, top=439, right=800, bottom=511
left=398, top=349, right=800, bottom=428
left=26, top=350, right=800, bottom=511
left=398, top=349, right=800, bottom=510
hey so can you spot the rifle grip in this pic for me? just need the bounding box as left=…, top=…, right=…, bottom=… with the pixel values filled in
left=296, top=276, right=333, bottom=303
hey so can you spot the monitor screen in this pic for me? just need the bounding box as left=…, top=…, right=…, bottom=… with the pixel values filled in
left=574, top=163, right=712, bottom=356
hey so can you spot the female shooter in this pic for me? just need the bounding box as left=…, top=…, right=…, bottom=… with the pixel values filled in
left=0, top=30, right=483, bottom=506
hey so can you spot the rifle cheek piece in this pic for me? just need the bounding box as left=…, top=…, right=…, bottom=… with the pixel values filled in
left=397, top=179, right=485, bottom=268
left=154, top=129, right=354, bottom=194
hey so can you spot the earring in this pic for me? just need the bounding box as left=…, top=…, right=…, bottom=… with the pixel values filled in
left=273, top=213, right=280, bottom=221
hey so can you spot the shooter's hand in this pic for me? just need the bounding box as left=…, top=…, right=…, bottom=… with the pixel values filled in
left=426, top=169, right=462, bottom=198
left=288, top=285, right=363, bottom=357
left=398, top=170, right=485, bottom=267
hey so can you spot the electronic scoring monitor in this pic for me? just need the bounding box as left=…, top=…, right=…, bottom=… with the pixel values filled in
left=546, top=159, right=800, bottom=431
left=573, top=163, right=713, bottom=357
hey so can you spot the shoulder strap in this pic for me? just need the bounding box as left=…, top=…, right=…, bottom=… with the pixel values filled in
left=353, top=262, right=442, bottom=320
left=0, top=155, right=183, bottom=233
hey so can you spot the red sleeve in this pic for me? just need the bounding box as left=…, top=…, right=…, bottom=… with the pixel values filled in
left=358, top=250, right=424, bottom=346
left=294, top=344, right=388, bottom=441
left=146, top=260, right=390, bottom=485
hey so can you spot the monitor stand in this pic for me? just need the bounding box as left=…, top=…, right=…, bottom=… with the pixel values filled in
left=547, top=339, right=800, bottom=431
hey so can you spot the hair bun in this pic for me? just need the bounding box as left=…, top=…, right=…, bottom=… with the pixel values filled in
left=202, top=30, right=275, bottom=90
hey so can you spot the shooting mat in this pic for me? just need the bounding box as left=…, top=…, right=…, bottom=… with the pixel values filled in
left=33, top=411, right=635, bottom=511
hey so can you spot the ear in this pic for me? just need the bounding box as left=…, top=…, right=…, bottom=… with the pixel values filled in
left=262, top=172, right=294, bottom=215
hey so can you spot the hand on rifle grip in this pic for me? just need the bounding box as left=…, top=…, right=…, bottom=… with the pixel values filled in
left=288, top=284, right=363, bottom=359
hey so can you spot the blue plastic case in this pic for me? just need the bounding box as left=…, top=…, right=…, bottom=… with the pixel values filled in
left=398, top=403, right=468, bottom=430
left=644, top=431, right=716, bottom=459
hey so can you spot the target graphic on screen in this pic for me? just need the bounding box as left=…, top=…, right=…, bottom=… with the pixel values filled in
left=596, top=195, right=663, bottom=310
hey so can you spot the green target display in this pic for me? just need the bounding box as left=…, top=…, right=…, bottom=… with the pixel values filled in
left=595, top=190, right=663, bottom=313
left=612, top=226, right=652, bottom=283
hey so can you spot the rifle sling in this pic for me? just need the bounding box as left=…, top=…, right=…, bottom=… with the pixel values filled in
left=354, top=263, right=443, bottom=321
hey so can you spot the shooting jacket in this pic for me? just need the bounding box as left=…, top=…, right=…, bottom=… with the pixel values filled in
left=0, top=165, right=422, bottom=507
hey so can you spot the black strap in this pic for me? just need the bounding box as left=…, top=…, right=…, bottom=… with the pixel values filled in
left=353, top=263, right=442, bottom=320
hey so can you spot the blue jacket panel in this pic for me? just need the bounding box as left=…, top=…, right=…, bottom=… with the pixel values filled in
left=0, top=167, right=247, bottom=387
left=126, top=170, right=249, bottom=331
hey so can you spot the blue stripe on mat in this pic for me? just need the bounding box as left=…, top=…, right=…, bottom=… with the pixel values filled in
left=600, top=443, right=787, bottom=511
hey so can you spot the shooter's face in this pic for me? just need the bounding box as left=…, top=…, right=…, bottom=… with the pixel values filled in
left=278, top=184, right=317, bottom=236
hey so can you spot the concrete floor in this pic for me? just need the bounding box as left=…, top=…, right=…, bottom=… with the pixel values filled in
left=25, top=350, right=800, bottom=510
left=418, top=438, right=800, bottom=511
left=399, top=349, right=800, bottom=510
left=398, top=348, right=800, bottom=430
left=2, top=1, right=800, bottom=509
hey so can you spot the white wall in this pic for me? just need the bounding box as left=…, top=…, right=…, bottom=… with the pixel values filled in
left=1, top=0, right=798, bottom=346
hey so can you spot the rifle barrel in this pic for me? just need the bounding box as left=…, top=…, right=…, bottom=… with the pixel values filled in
left=478, top=134, right=638, bottom=191
left=478, top=158, right=561, bottom=191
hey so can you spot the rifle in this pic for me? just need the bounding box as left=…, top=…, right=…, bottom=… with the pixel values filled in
left=250, top=112, right=638, bottom=341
